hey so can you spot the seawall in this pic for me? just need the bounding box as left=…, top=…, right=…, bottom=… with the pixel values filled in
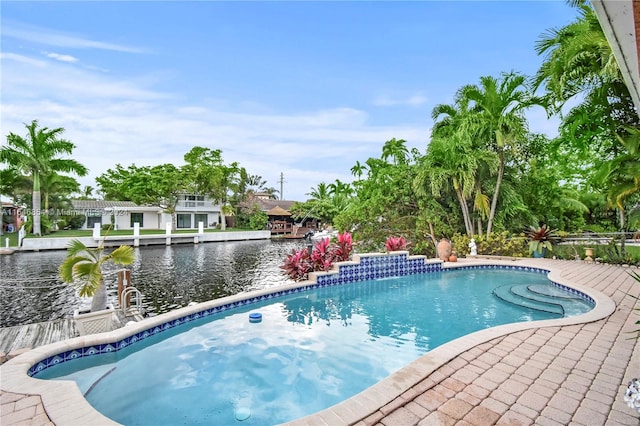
left=19, top=230, right=272, bottom=251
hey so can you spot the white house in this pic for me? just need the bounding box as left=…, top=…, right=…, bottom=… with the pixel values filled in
left=70, top=200, right=164, bottom=230
left=70, top=195, right=221, bottom=230
left=173, top=194, right=222, bottom=229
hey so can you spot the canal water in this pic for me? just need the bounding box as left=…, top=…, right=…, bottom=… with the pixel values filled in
left=0, top=239, right=308, bottom=328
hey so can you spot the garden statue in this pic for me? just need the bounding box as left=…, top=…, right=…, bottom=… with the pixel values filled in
left=468, top=238, right=477, bottom=256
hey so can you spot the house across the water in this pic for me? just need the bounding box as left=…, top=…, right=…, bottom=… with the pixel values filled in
left=70, top=195, right=222, bottom=230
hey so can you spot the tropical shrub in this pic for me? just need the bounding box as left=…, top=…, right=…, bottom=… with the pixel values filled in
left=310, top=238, right=334, bottom=271
left=525, top=225, right=559, bottom=255
left=248, top=210, right=268, bottom=230
left=385, top=236, right=407, bottom=251
left=66, top=214, right=87, bottom=230
left=59, top=239, right=135, bottom=312
left=23, top=214, right=54, bottom=235
left=333, top=232, right=353, bottom=261
left=280, top=247, right=313, bottom=281
left=280, top=232, right=354, bottom=281
left=451, top=232, right=527, bottom=257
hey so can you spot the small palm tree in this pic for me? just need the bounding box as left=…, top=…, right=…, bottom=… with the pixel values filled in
left=59, top=239, right=135, bottom=312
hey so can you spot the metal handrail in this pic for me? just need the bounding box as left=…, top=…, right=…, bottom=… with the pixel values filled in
left=120, top=286, right=143, bottom=313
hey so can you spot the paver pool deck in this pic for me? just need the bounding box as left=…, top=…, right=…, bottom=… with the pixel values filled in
left=1, top=258, right=639, bottom=425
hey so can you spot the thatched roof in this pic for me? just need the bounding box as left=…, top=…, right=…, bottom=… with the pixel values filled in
left=267, top=205, right=291, bottom=216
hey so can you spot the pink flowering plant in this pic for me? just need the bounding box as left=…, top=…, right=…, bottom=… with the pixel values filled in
left=333, top=232, right=353, bottom=262
left=311, top=238, right=334, bottom=272
left=385, top=236, right=407, bottom=252
left=280, top=248, right=313, bottom=281
left=280, top=232, right=354, bottom=281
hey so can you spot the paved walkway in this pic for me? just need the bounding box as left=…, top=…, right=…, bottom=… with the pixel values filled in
left=1, top=259, right=639, bottom=425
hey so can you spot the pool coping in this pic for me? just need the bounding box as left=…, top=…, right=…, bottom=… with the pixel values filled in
left=0, top=257, right=616, bottom=426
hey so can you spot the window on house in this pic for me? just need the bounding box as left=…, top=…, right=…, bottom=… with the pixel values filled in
left=86, top=215, right=101, bottom=229
left=194, top=214, right=208, bottom=228
left=130, top=213, right=144, bottom=228
left=177, top=213, right=192, bottom=228
left=184, top=195, right=205, bottom=208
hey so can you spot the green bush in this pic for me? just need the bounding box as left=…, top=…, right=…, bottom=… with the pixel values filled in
left=23, top=214, right=54, bottom=235
left=60, top=214, right=86, bottom=230
left=451, top=232, right=528, bottom=257
left=248, top=210, right=268, bottom=231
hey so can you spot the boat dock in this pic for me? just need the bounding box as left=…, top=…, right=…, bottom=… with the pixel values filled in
left=0, top=309, right=138, bottom=361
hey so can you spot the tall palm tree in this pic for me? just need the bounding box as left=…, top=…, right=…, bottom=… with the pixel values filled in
left=431, top=88, right=500, bottom=235
left=59, top=239, right=135, bottom=312
left=460, top=72, right=531, bottom=236
left=414, top=134, right=498, bottom=236
left=0, top=120, right=87, bottom=235
left=381, top=138, right=409, bottom=165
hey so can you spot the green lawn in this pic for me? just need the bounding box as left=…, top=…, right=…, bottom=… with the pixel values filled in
left=0, top=232, right=19, bottom=247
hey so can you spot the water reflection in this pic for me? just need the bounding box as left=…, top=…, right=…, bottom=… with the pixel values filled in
left=0, top=239, right=307, bottom=327
left=277, top=271, right=558, bottom=353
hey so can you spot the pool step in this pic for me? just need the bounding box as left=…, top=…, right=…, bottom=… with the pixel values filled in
left=493, top=285, right=565, bottom=315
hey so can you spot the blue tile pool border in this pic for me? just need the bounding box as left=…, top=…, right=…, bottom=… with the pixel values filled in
left=28, top=257, right=593, bottom=377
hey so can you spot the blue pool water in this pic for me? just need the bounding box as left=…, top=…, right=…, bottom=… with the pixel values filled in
left=36, top=268, right=592, bottom=425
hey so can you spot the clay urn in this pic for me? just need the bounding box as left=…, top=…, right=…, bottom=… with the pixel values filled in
left=437, top=239, right=452, bottom=261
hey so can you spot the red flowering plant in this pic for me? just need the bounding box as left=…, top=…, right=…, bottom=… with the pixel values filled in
left=311, top=237, right=334, bottom=272
left=280, top=231, right=355, bottom=281
left=385, top=236, right=407, bottom=252
left=333, top=232, right=353, bottom=262
left=280, top=247, right=313, bottom=281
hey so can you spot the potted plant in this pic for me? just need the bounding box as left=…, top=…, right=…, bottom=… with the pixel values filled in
left=525, top=224, right=558, bottom=258
left=59, top=239, right=135, bottom=335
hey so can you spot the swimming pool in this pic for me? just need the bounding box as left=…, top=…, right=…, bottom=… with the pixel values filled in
left=32, top=262, right=593, bottom=425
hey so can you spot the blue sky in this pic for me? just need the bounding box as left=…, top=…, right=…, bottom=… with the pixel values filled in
left=1, top=1, right=579, bottom=202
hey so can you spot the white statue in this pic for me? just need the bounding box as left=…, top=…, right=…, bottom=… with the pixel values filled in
left=468, top=238, right=477, bottom=256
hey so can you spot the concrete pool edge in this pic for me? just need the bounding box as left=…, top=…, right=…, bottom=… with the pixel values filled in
left=0, top=258, right=616, bottom=426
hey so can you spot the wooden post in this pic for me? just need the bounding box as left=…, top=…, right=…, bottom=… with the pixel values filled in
left=117, top=270, right=132, bottom=309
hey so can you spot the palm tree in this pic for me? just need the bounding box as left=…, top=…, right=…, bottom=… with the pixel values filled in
left=59, top=239, right=135, bottom=312
left=307, top=182, right=331, bottom=201
left=350, top=160, right=367, bottom=179
left=431, top=92, right=497, bottom=235
left=594, top=130, right=640, bottom=256
left=532, top=2, right=620, bottom=112
left=381, top=138, right=409, bottom=166
left=414, top=134, right=498, bottom=236
left=0, top=120, right=87, bottom=236
left=39, top=172, right=81, bottom=211
left=460, top=72, right=531, bottom=236
left=81, top=185, right=95, bottom=200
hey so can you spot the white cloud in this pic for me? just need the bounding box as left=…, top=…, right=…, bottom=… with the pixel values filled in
left=1, top=50, right=428, bottom=201
left=43, top=51, right=79, bottom=63
left=372, top=93, right=428, bottom=107
left=3, top=21, right=147, bottom=53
